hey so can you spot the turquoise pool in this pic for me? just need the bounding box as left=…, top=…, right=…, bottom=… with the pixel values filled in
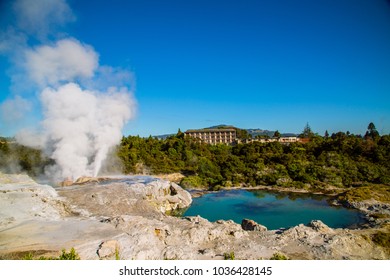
left=183, top=189, right=365, bottom=229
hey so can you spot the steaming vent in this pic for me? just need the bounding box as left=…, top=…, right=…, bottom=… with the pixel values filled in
left=0, top=0, right=137, bottom=182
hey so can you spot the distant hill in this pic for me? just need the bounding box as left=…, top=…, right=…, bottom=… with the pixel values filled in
left=203, top=124, right=236, bottom=130
left=246, top=128, right=275, bottom=138
left=153, top=133, right=175, bottom=140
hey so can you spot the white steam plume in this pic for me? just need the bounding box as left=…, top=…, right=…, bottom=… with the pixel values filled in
left=1, top=0, right=137, bottom=181
left=25, top=39, right=99, bottom=87
left=13, top=0, right=75, bottom=40
left=0, top=95, right=32, bottom=123
left=40, top=83, right=134, bottom=180
left=22, top=39, right=135, bottom=181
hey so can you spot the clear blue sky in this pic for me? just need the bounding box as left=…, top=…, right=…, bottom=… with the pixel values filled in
left=1, top=0, right=390, bottom=137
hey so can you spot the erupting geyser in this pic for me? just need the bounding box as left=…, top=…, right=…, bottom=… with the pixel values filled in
left=16, top=38, right=136, bottom=182
left=0, top=0, right=137, bottom=182
left=41, top=83, right=134, bottom=181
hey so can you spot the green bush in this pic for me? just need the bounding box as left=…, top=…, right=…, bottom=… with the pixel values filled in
left=22, top=252, right=34, bottom=260
left=58, top=248, right=80, bottom=260
left=269, top=252, right=288, bottom=260
left=224, top=252, right=235, bottom=260
left=180, top=175, right=205, bottom=189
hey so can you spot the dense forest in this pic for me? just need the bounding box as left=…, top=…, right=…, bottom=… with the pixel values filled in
left=1, top=123, right=389, bottom=194
left=117, top=125, right=390, bottom=191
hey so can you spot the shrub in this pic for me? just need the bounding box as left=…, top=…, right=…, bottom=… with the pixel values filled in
left=115, top=246, right=120, bottom=260
left=270, top=252, right=288, bottom=260
left=22, top=252, right=34, bottom=260
left=180, top=175, right=205, bottom=189
left=209, top=184, right=223, bottom=191
left=58, top=248, right=80, bottom=260
left=224, top=252, right=235, bottom=260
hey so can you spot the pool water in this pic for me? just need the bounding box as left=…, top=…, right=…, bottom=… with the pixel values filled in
left=183, top=189, right=365, bottom=229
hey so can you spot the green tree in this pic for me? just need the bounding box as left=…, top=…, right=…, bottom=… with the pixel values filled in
left=300, top=122, right=314, bottom=138
left=236, top=128, right=251, bottom=139
left=324, top=130, right=329, bottom=138
left=365, top=122, right=379, bottom=139
left=176, top=128, right=184, bottom=138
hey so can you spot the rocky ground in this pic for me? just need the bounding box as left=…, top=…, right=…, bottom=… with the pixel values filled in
left=0, top=172, right=389, bottom=260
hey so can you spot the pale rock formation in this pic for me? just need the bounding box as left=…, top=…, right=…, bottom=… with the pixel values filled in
left=57, top=177, right=192, bottom=217
left=0, top=172, right=389, bottom=260
left=0, top=173, right=69, bottom=226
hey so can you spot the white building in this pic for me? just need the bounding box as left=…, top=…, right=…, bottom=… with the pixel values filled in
left=185, top=129, right=236, bottom=145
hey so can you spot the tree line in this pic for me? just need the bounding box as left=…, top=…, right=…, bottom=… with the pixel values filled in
left=1, top=123, right=389, bottom=192
left=117, top=123, right=390, bottom=190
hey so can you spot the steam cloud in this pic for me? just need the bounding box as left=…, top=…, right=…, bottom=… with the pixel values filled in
left=25, top=38, right=99, bottom=87
left=0, top=0, right=136, bottom=181
left=40, top=83, right=134, bottom=179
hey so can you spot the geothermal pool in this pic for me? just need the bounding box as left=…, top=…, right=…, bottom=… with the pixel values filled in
left=183, top=189, right=365, bottom=229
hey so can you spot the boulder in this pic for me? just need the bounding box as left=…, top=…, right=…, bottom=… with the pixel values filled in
left=307, top=220, right=334, bottom=233
left=169, top=182, right=192, bottom=209
left=241, top=219, right=267, bottom=231
left=97, top=240, right=120, bottom=260
left=143, top=180, right=192, bottom=212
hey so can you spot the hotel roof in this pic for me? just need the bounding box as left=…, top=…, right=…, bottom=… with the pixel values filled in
left=185, top=128, right=236, bottom=133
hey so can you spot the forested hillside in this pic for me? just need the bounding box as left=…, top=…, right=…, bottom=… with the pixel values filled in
left=117, top=128, right=390, bottom=191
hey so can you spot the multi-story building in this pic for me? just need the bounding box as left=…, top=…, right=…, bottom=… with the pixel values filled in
left=185, top=128, right=236, bottom=145
left=185, top=128, right=309, bottom=145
